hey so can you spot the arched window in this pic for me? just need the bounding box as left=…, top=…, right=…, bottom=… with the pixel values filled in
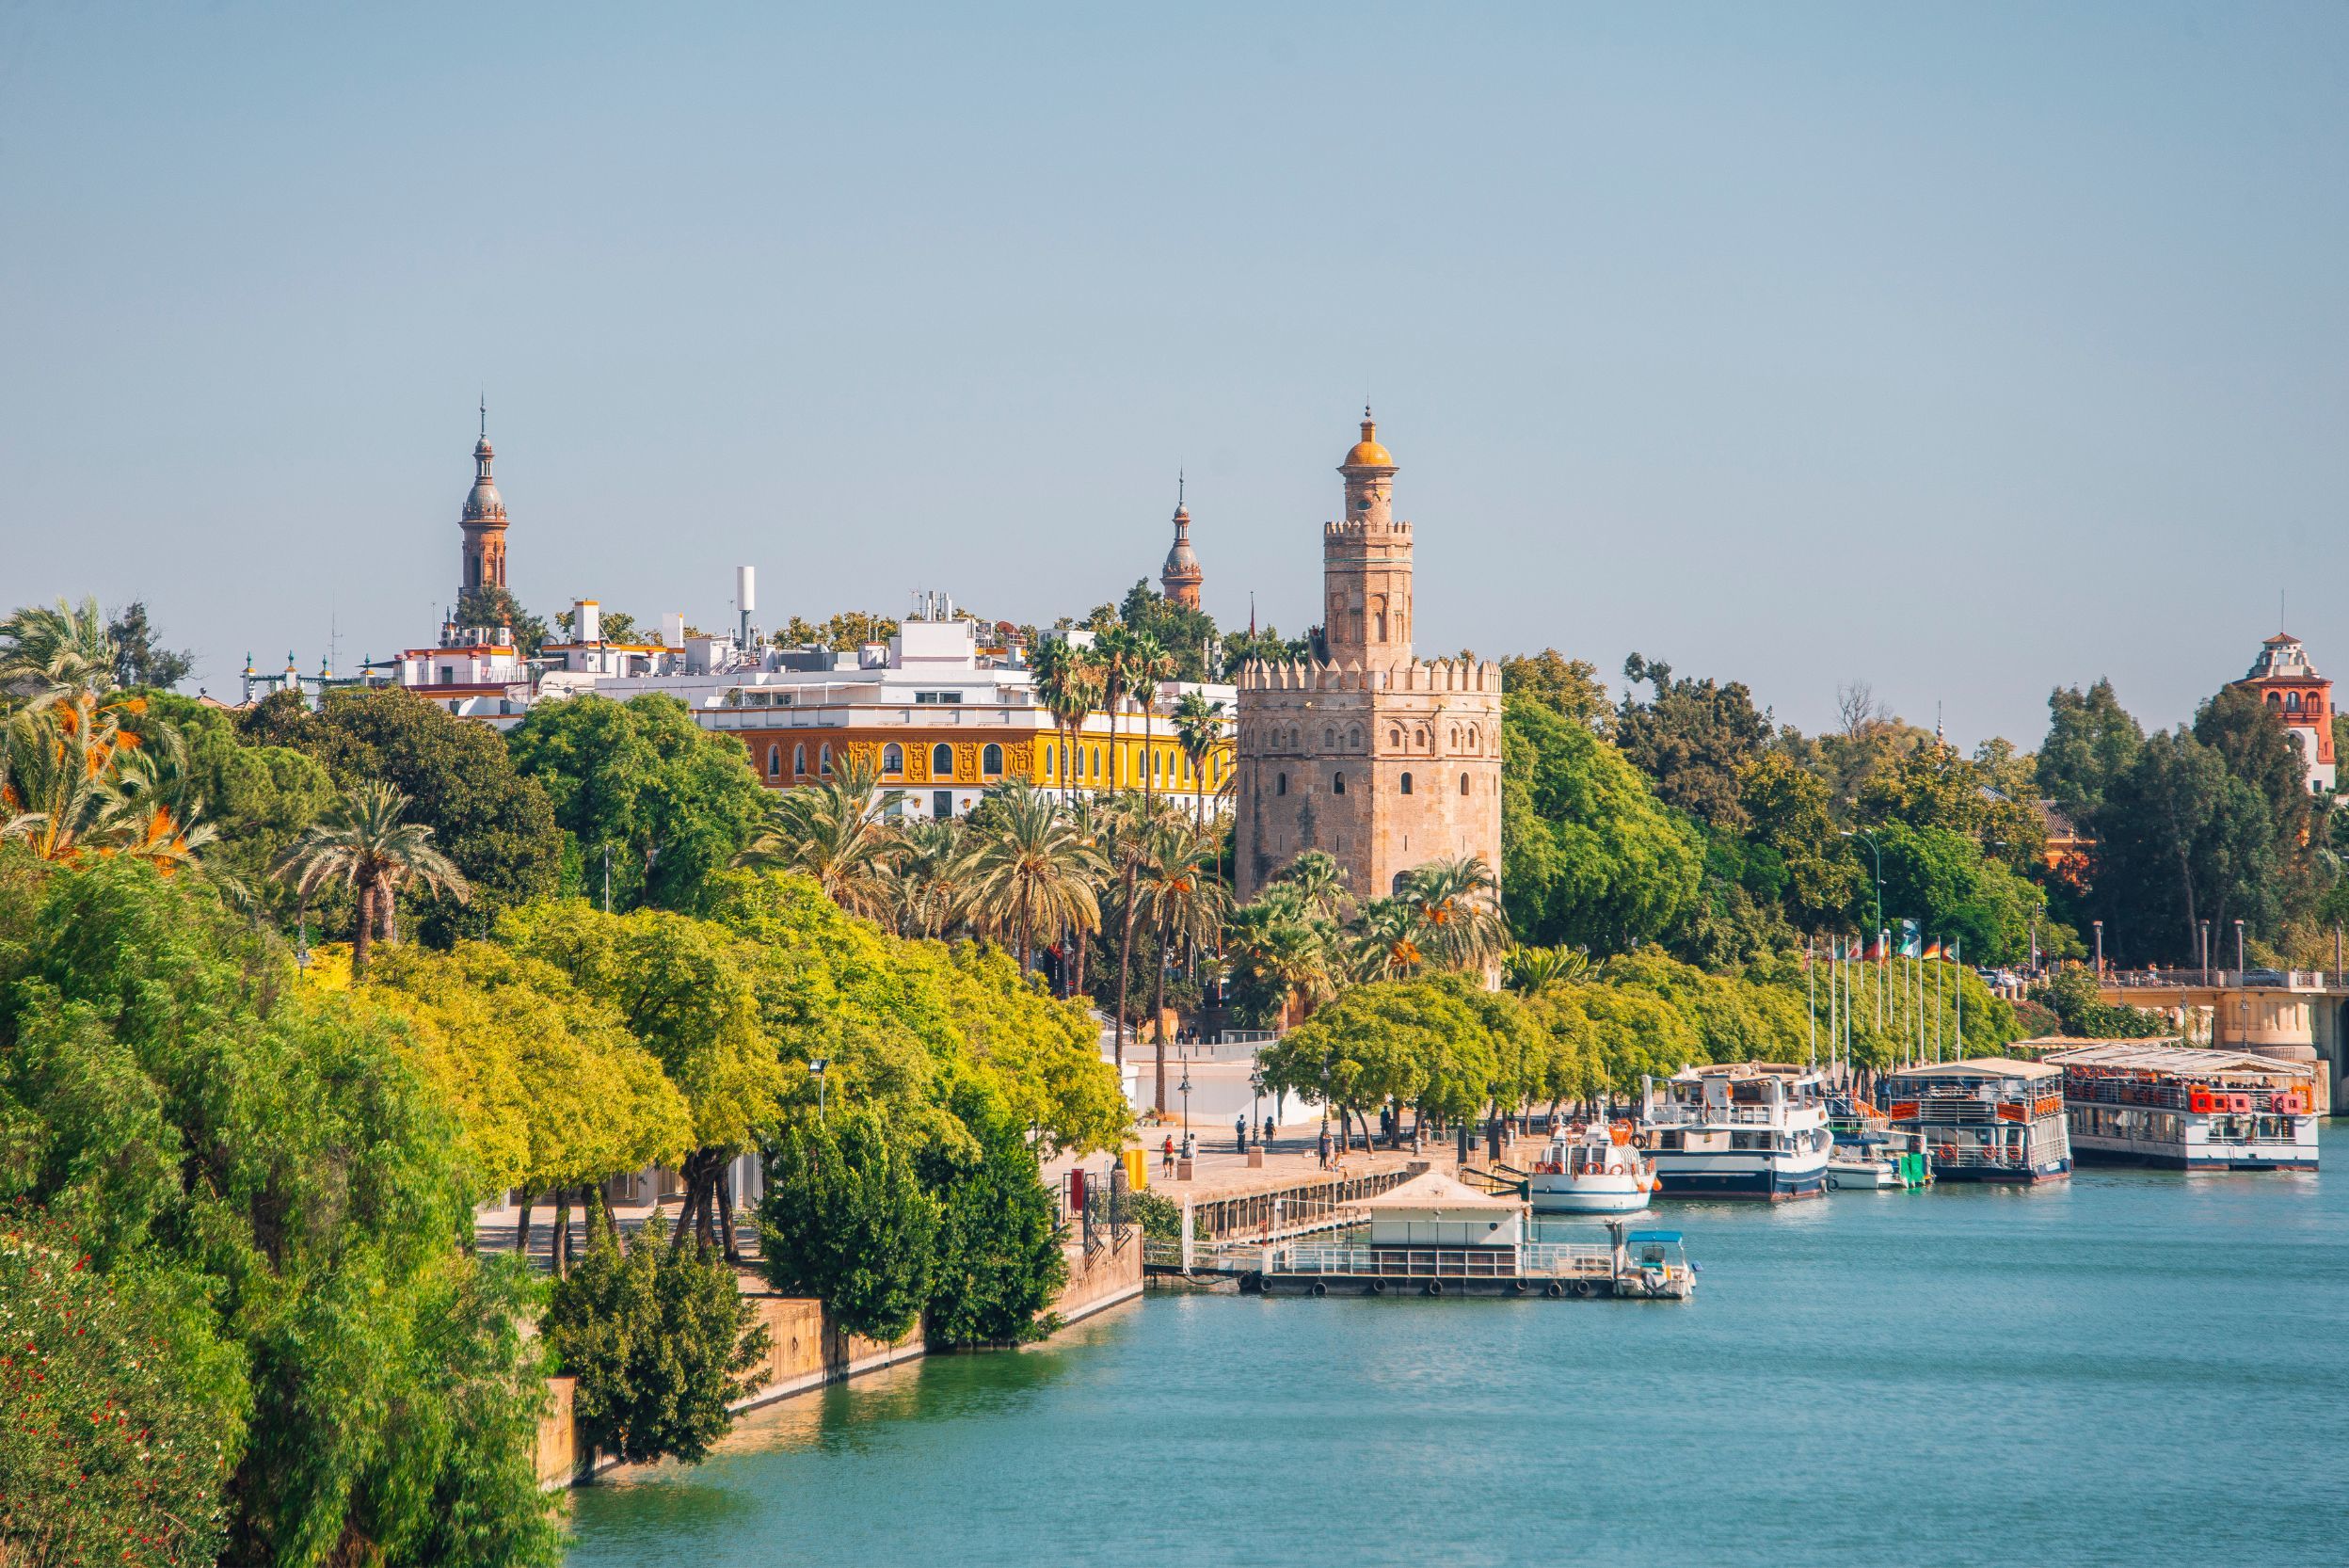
left=1325, top=727, right=1336, bottom=748
left=792, top=743, right=806, bottom=776
left=1460, top=772, right=1470, bottom=795
left=1389, top=727, right=1402, bottom=748
left=2268, top=692, right=2283, bottom=708
left=1400, top=772, right=1414, bottom=795
left=1348, top=727, right=1361, bottom=749
left=1043, top=744, right=1054, bottom=778
left=765, top=744, right=780, bottom=778
left=1277, top=772, right=1288, bottom=796
left=932, top=743, right=954, bottom=776
left=1393, top=872, right=1410, bottom=895
left=818, top=743, right=832, bottom=776
left=2288, top=692, right=2303, bottom=712
left=1090, top=745, right=1101, bottom=777
left=880, top=743, right=903, bottom=774
left=1334, top=771, right=1346, bottom=795
left=1414, top=727, right=1428, bottom=747
left=982, top=743, right=1003, bottom=776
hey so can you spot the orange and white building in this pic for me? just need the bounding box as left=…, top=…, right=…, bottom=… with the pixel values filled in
left=2235, top=632, right=2335, bottom=794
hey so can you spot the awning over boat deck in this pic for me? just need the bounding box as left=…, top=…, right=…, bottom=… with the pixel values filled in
left=1357, top=1171, right=1523, bottom=1212
left=1888, top=1058, right=2060, bottom=1082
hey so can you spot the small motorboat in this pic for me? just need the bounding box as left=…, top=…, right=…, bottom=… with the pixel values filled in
left=1527, top=1122, right=1655, bottom=1214
left=1826, top=1130, right=1931, bottom=1192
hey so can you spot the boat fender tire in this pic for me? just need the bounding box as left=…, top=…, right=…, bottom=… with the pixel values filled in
left=1366, top=1281, right=1382, bottom=1295
left=1827, top=1174, right=1840, bottom=1191
left=1629, top=1133, right=1650, bottom=1150
left=1512, top=1281, right=1527, bottom=1295
left=1544, top=1281, right=1564, bottom=1299
left=1570, top=1280, right=1593, bottom=1299
left=1426, top=1281, right=1444, bottom=1297
left=1309, top=1281, right=1327, bottom=1297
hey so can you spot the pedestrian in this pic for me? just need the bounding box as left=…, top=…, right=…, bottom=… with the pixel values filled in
left=1317, top=1127, right=1331, bottom=1169
left=1263, top=1112, right=1276, bottom=1145
left=1235, top=1114, right=1247, bottom=1154
left=1161, top=1133, right=1175, bottom=1175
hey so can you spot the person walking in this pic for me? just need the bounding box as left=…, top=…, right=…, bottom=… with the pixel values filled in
left=1235, top=1114, right=1247, bottom=1154
left=1161, top=1133, right=1175, bottom=1176
left=1317, top=1126, right=1331, bottom=1169
left=1263, top=1112, right=1276, bottom=1146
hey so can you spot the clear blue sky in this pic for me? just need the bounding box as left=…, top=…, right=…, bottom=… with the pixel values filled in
left=4, top=3, right=2343, bottom=744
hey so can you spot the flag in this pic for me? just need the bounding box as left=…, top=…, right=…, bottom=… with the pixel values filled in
left=1899, top=920, right=1921, bottom=959
left=1923, top=937, right=1943, bottom=961
left=1868, top=933, right=1888, bottom=961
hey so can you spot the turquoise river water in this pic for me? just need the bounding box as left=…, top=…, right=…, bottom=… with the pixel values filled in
left=567, top=1131, right=2349, bottom=1568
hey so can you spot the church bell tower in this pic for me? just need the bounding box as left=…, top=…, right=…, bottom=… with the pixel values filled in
left=459, top=401, right=508, bottom=599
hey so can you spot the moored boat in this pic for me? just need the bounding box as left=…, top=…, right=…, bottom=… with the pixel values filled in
left=1886, top=1059, right=2071, bottom=1184
left=2042, top=1043, right=2319, bottom=1171
left=1526, top=1121, right=1655, bottom=1214
left=1638, top=1063, right=1832, bottom=1201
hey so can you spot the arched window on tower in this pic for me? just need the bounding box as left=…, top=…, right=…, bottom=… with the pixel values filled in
left=1349, top=727, right=1362, bottom=749
left=1325, top=727, right=1336, bottom=749
left=932, top=743, right=954, bottom=776
left=2288, top=692, right=2303, bottom=712
left=1399, top=772, right=1414, bottom=795
left=982, top=744, right=1003, bottom=776
left=1333, top=771, right=1346, bottom=795
left=1277, top=772, right=1288, bottom=796
left=881, top=743, right=903, bottom=775
left=766, top=744, right=780, bottom=779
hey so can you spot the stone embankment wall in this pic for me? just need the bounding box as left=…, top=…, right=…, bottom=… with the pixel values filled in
left=539, top=1238, right=1142, bottom=1485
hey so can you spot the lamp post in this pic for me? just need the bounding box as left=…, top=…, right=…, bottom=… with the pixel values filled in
left=1250, top=1069, right=1265, bottom=1146
left=1178, top=1070, right=1192, bottom=1142
left=1842, top=829, right=1886, bottom=1025
left=2199, top=920, right=2211, bottom=979
left=2234, top=920, right=2245, bottom=975
left=2093, top=920, right=2103, bottom=977
left=807, top=1057, right=828, bottom=1122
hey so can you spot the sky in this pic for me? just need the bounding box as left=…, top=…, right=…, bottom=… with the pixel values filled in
left=3, top=2, right=2344, bottom=745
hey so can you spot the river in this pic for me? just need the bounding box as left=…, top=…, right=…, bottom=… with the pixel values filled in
left=567, top=1132, right=2349, bottom=1567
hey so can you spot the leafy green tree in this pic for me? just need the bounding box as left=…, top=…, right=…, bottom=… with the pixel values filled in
left=0, top=857, right=561, bottom=1565
left=737, top=754, right=903, bottom=922
left=2194, top=685, right=2316, bottom=869
left=0, top=1211, right=244, bottom=1568
left=1612, top=653, right=1771, bottom=828
left=759, top=1108, right=939, bottom=1340
left=104, top=599, right=196, bottom=690
left=1736, top=750, right=1859, bottom=925
left=1863, top=821, right=2046, bottom=967
left=506, top=693, right=768, bottom=913
left=2034, top=965, right=2170, bottom=1038
left=1117, top=578, right=1219, bottom=682
left=1499, top=649, right=1609, bottom=730
left=2037, top=678, right=2143, bottom=824
left=2091, top=728, right=2284, bottom=963
left=268, top=686, right=563, bottom=943
left=454, top=585, right=549, bottom=657
left=146, top=693, right=338, bottom=920
left=921, top=1085, right=1069, bottom=1347
left=542, top=1226, right=770, bottom=1466
left=957, top=779, right=1104, bottom=973
left=1502, top=696, right=1702, bottom=953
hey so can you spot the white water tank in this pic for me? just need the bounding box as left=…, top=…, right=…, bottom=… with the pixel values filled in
left=573, top=599, right=601, bottom=644
left=736, top=565, right=757, bottom=616
left=662, top=611, right=686, bottom=648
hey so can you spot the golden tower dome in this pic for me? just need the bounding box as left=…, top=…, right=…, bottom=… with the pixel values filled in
left=1341, top=407, right=1394, bottom=469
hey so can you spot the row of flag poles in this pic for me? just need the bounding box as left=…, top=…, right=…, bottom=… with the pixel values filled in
left=1804, top=923, right=1966, bottom=1082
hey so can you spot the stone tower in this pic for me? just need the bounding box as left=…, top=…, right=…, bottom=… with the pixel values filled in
left=1160, top=481, right=1204, bottom=610
left=459, top=403, right=508, bottom=598
left=1232, top=414, right=1504, bottom=905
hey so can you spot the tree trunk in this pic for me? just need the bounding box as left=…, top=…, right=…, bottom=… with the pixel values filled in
left=515, top=1194, right=533, bottom=1258
left=670, top=1152, right=711, bottom=1252
left=1114, top=859, right=1140, bottom=1073
left=713, top=1160, right=742, bottom=1264
left=594, top=1183, right=626, bottom=1256
left=551, top=1189, right=572, bottom=1278
left=1149, top=910, right=1174, bottom=1049
left=379, top=876, right=397, bottom=946
left=351, top=880, right=375, bottom=978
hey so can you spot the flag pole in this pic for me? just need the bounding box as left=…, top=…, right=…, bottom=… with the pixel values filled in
left=1806, top=937, right=1817, bottom=1071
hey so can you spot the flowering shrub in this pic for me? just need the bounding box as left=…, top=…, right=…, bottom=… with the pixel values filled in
left=0, top=1214, right=239, bottom=1567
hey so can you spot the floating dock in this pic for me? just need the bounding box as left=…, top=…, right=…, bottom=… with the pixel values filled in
left=1250, top=1224, right=1692, bottom=1301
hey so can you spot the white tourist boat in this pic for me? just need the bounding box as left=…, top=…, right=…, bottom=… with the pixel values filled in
left=1526, top=1123, right=1655, bottom=1214
left=1638, top=1063, right=1833, bottom=1201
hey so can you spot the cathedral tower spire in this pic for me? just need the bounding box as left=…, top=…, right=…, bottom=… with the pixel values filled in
left=459, top=405, right=509, bottom=599
left=1160, top=471, right=1204, bottom=610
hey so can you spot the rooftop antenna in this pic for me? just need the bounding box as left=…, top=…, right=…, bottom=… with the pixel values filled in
left=479, top=392, right=487, bottom=440
left=1177, top=468, right=1185, bottom=507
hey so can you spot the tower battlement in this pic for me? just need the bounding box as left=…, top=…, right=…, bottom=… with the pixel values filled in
left=1237, top=656, right=1499, bottom=695
left=1322, top=518, right=1414, bottom=542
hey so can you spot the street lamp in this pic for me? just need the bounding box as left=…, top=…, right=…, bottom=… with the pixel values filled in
left=807, top=1057, right=828, bottom=1122
left=1841, top=829, right=1886, bottom=1024
left=1250, top=1069, right=1265, bottom=1147
left=2234, top=920, right=2245, bottom=974
left=2199, top=920, right=2211, bottom=977
left=2093, top=920, right=2103, bottom=976
left=1178, top=1070, right=1192, bottom=1142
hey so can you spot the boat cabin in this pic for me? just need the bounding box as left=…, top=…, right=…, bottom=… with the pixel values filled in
left=2039, top=1042, right=2318, bottom=1171
left=1357, top=1171, right=1526, bottom=1250
left=1886, top=1058, right=2071, bottom=1183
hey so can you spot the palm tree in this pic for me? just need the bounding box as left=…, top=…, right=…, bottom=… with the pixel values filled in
left=0, top=696, right=213, bottom=874
left=736, top=755, right=903, bottom=921
left=1094, top=625, right=1143, bottom=794
left=959, top=781, right=1106, bottom=974
left=1505, top=943, right=1590, bottom=996
left=1272, top=849, right=1350, bottom=924
left=0, top=597, right=115, bottom=712
left=1125, top=632, right=1174, bottom=815
left=1349, top=896, right=1427, bottom=984
left=1172, top=691, right=1225, bottom=826
left=272, top=782, right=469, bottom=975
left=1398, top=855, right=1510, bottom=974
left=886, top=816, right=970, bottom=938
left=1101, top=791, right=1174, bottom=1066
left=1135, top=816, right=1230, bottom=1111
left=1031, top=638, right=1101, bottom=804
left=1224, top=888, right=1337, bottom=1032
